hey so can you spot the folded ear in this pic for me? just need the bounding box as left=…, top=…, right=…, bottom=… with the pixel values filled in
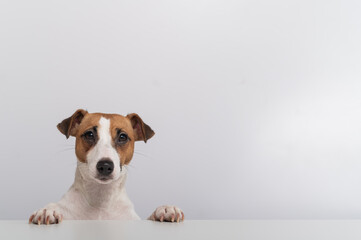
left=57, top=109, right=88, bottom=138
left=126, top=113, right=155, bottom=143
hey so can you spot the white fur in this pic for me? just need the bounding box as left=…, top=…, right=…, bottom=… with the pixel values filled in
left=29, top=115, right=183, bottom=224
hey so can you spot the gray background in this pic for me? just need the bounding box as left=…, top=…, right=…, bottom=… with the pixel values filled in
left=0, top=0, right=360, bottom=220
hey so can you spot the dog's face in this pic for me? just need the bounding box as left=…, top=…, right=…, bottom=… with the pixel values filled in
left=57, top=109, right=154, bottom=184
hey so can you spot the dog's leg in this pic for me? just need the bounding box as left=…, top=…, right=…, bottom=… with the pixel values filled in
left=148, top=205, right=184, bottom=222
left=29, top=203, right=64, bottom=225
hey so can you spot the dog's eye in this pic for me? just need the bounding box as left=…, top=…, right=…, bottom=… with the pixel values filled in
left=83, top=131, right=95, bottom=141
left=116, top=133, right=128, bottom=144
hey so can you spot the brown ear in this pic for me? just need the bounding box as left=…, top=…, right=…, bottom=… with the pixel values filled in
left=126, top=113, right=155, bottom=143
left=57, top=109, right=88, bottom=138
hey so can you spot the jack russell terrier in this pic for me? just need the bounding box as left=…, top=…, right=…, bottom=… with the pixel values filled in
left=29, top=109, right=184, bottom=224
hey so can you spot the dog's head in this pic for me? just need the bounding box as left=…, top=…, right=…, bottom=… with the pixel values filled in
left=57, top=109, right=154, bottom=184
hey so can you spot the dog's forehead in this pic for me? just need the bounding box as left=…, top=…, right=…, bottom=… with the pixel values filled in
left=78, top=113, right=133, bottom=134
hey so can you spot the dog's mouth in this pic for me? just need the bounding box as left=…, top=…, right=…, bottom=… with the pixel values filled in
left=95, top=176, right=114, bottom=183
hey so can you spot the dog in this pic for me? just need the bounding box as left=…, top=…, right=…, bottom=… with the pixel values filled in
left=29, top=109, right=184, bottom=224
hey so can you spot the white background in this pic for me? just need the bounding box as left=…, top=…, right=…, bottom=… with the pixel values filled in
left=1, top=0, right=361, bottom=220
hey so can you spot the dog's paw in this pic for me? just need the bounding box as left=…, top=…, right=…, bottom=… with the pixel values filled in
left=29, top=207, right=63, bottom=225
left=148, top=205, right=184, bottom=223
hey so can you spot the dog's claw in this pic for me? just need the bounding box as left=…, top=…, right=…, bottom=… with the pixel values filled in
left=149, top=205, right=184, bottom=223
left=29, top=207, right=63, bottom=225
left=28, top=215, right=34, bottom=224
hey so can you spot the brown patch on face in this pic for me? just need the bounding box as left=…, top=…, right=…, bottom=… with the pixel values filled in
left=74, top=113, right=102, bottom=163
left=108, top=114, right=136, bottom=165
left=108, top=113, right=155, bottom=165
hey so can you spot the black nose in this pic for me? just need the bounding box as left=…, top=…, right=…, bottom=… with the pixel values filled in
left=96, top=159, right=114, bottom=176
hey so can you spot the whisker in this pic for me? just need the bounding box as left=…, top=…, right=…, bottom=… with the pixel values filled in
left=56, top=148, right=75, bottom=153
left=126, top=164, right=135, bottom=169
left=134, top=151, right=154, bottom=160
